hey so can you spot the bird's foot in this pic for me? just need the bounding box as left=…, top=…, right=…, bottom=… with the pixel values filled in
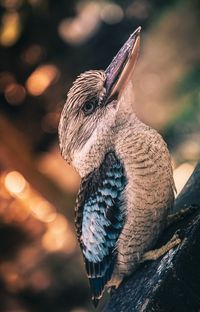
left=141, top=233, right=181, bottom=263
left=107, top=275, right=122, bottom=289
left=167, top=204, right=199, bottom=227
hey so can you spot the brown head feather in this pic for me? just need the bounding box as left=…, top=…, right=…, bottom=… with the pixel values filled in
left=67, top=70, right=106, bottom=113
left=58, top=70, right=107, bottom=163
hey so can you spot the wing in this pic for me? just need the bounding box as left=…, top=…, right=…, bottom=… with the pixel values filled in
left=75, top=152, right=127, bottom=305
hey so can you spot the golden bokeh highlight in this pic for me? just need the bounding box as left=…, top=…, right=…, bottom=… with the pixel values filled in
left=58, top=2, right=101, bottom=45
left=0, top=12, right=21, bottom=46
left=2, top=169, right=76, bottom=256
left=26, top=64, right=59, bottom=96
left=58, top=2, right=124, bottom=46
left=29, top=199, right=57, bottom=223
left=42, top=214, right=76, bottom=253
left=4, top=171, right=27, bottom=196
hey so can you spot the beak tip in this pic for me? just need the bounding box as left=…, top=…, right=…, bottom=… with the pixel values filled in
left=132, top=26, right=142, bottom=39
left=105, top=26, right=142, bottom=101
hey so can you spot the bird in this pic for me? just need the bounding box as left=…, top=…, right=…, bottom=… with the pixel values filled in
left=58, top=27, right=178, bottom=307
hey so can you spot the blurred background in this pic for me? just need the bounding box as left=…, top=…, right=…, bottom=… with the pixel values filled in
left=0, top=0, right=199, bottom=311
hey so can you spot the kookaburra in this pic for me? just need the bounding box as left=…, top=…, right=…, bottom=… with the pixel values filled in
left=58, top=27, right=180, bottom=306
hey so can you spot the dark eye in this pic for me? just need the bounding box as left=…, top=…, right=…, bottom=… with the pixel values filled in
left=82, top=100, right=98, bottom=116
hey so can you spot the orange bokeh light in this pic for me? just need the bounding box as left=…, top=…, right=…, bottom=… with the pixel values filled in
left=0, top=12, right=21, bottom=46
left=5, top=83, right=26, bottom=105
left=26, top=64, right=59, bottom=96
left=30, top=199, right=57, bottom=223
left=4, top=171, right=27, bottom=195
left=0, top=71, right=15, bottom=92
left=42, top=214, right=76, bottom=253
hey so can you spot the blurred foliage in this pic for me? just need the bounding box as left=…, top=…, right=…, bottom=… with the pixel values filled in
left=0, top=0, right=199, bottom=311
left=165, top=67, right=200, bottom=162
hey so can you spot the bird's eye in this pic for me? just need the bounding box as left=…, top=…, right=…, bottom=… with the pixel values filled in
left=82, top=100, right=97, bottom=116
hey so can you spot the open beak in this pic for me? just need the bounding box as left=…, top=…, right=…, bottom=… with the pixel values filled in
left=105, top=26, right=141, bottom=103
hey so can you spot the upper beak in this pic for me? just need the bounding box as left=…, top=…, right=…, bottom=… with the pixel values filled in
left=105, top=26, right=141, bottom=103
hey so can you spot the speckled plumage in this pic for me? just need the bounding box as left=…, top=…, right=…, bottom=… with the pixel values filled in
left=75, top=152, right=127, bottom=301
left=58, top=28, right=175, bottom=305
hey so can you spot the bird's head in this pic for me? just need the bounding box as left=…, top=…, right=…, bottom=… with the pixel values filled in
left=59, top=27, right=141, bottom=175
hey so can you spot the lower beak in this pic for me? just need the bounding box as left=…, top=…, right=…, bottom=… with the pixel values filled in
left=105, top=26, right=141, bottom=103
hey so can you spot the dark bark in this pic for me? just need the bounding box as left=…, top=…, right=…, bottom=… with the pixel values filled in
left=105, top=163, right=200, bottom=312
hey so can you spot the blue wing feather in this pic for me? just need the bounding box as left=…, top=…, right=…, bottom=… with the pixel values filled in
left=75, top=152, right=127, bottom=304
